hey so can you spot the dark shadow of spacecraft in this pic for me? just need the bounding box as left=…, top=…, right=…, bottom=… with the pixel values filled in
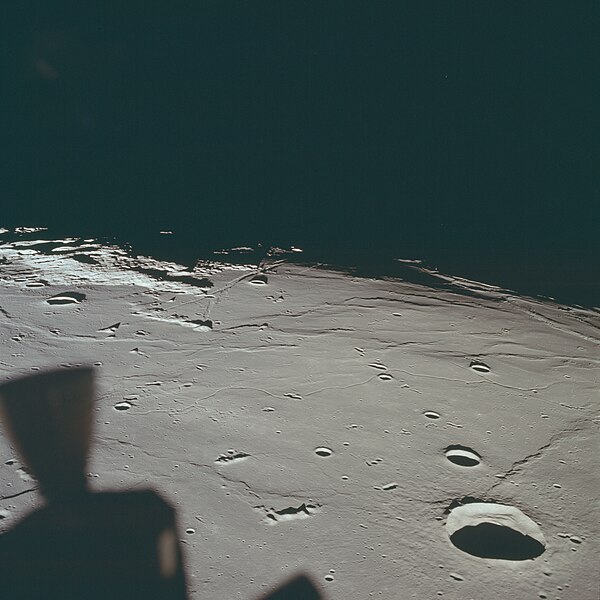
left=0, top=367, right=323, bottom=599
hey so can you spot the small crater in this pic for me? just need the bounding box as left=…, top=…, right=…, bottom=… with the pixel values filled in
left=46, top=291, right=86, bottom=305
left=368, top=363, right=387, bottom=371
left=314, top=447, right=333, bottom=457
left=26, top=282, right=46, bottom=288
left=446, top=502, right=546, bottom=560
left=261, top=502, right=319, bottom=523
left=424, top=411, right=441, bottom=419
left=216, top=451, right=250, bottom=463
left=249, top=274, right=268, bottom=285
left=324, top=575, right=334, bottom=582
left=470, top=360, right=490, bottom=374
left=284, top=392, right=303, bottom=400
left=114, top=401, right=132, bottom=411
left=190, top=319, right=213, bottom=331
left=378, top=373, right=393, bottom=381
left=130, top=347, right=147, bottom=357
left=445, top=446, right=481, bottom=467
left=185, top=528, right=196, bottom=535
left=262, top=406, right=275, bottom=412
left=381, top=482, right=398, bottom=491
left=569, top=535, right=582, bottom=544
left=99, top=322, right=121, bottom=333
left=366, top=457, right=383, bottom=466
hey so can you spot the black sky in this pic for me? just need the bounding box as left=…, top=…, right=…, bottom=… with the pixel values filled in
left=2, top=2, right=598, bottom=304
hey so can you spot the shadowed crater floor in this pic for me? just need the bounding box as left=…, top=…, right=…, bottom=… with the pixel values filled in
left=450, top=522, right=545, bottom=560
left=446, top=501, right=546, bottom=561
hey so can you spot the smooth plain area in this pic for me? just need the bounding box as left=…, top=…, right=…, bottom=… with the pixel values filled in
left=0, top=237, right=598, bottom=599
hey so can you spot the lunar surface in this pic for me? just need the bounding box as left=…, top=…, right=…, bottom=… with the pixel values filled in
left=0, top=230, right=598, bottom=599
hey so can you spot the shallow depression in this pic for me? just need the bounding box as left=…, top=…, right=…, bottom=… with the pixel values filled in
left=248, top=274, right=268, bottom=285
